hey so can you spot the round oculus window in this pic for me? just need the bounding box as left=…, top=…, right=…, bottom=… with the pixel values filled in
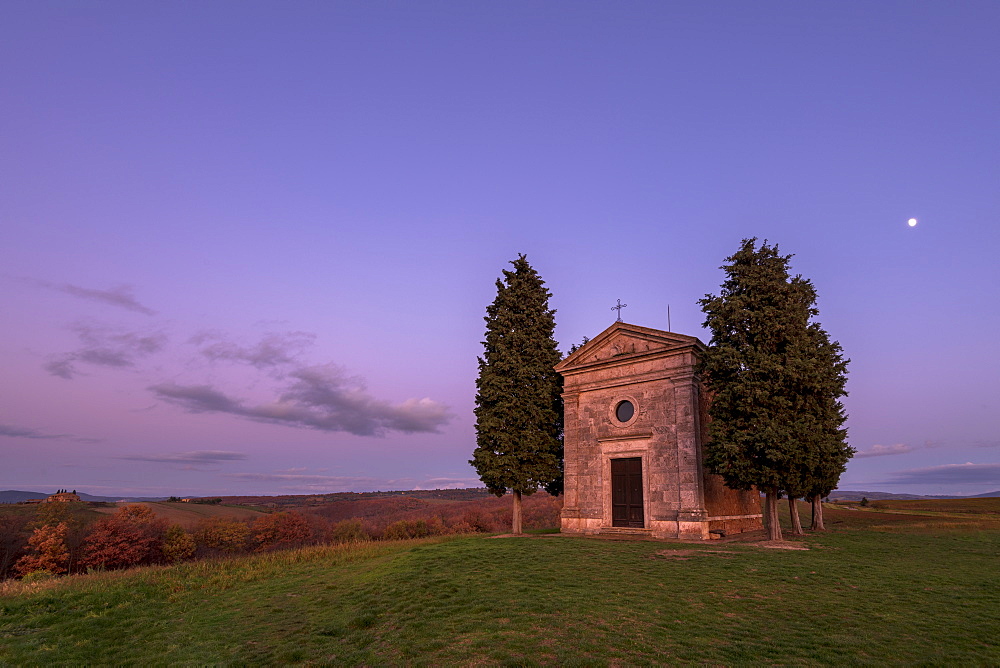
left=615, top=400, right=635, bottom=423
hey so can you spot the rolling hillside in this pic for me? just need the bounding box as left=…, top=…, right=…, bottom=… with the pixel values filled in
left=90, top=501, right=268, bottom=529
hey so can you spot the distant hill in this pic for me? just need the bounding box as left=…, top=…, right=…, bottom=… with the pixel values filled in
left=829, top=490, right=1000, bottom=501
left=0, top=490, right=167, bottom=504
left=0, top=490, right=47, bottom=503
left=90, top=501, right=269, bottom=529
left=215, top=487, right=493, bottom=508
left=2, top=488, right=493, bottom=505
left=5, top=487, right=998, bottom=506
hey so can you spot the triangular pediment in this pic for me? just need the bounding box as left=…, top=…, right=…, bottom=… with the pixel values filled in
left=556, top=322, right=704, bottom=372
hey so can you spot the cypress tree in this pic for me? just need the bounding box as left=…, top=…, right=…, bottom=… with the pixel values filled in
left=804, top=325, right=853, bottom=530
left=699, top=239, right=852, bottom=541
left=471, top=254, right=563, bottom=534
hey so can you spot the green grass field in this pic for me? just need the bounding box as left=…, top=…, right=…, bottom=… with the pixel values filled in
left=2, top=505, right=999, bottom=665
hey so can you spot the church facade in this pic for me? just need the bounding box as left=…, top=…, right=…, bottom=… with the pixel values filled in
left=555, top=322, right=762, bottom=540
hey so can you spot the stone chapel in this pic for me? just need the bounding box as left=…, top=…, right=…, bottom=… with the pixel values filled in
left=555, top=322, right=763, bottom=540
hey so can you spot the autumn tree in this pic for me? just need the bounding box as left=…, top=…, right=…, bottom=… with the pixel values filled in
left=14, top=523, right=70, bottom=576
left=80, top=505, right=168, bottom=570
left=19, top=501, right=92, bottom=573
left=251, top=511, right=312, bottom=551
left=471, top=254, right=563, bottom=534
left=700, top=239, right=851, bottom=541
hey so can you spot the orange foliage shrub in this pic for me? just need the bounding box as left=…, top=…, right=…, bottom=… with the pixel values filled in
left=330, top=519, right=367, bottom=543
left=30, top=501, right=92, bottom=573
left=81, top=505, right=168, bottom=571
left=520, top=493, right=562, bottom=528
left=15, top=522, right=70, bottom=576
left=382, top=517, right=445, bottom=540
left=251, top=511, right=312, bottom=551
left=193, top=517, right=251, bottom=553
left=162, top=524, right=196, bottom=563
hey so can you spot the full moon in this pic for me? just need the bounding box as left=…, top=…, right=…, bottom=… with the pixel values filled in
left=907, top=218, right=918, bottom=227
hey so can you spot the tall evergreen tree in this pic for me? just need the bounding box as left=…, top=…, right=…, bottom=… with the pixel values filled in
left=471, top=254, right=563, bottom=534
left=803, top=325, right=853, bottom=530
left=699, top=239, right=852, bottom=541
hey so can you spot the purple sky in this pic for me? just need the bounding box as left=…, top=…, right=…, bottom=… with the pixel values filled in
left=2, top=1, right=998, bottom=498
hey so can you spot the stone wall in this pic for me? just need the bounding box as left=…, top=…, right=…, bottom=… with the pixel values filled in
left=698, top=381, right=763, bottom=535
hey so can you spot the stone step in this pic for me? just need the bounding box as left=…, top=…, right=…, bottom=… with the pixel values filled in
left=599, top=527, right=654, bottom=537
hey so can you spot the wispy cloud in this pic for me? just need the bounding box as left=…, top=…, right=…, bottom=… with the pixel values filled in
left=121, top=450, right=248, bottom=465
left=224, top=472, right=397, bottom=492
left=15, top=276, right=156, bottom=315
left=190, top=331, right=316, bottom=369
left=413, top=478, right=482, bottom=490
left=45, top=323, right=167, bottom=379
left=882, top=462, right=1000, bottom=486
left=223, top=473, right=482, bottom=493
left=225, top=472, right=381, bottom=484
left=854, top=443, right=915, bottom=459
left=0, top=424, right=64, bottom=439
left=0, top=423, right=98, bottom=443
left=32, top=300, right=450, bottom=438
left=149, top=363, right=451, bottom=436
left=43, top=357, right=76, bottom=379
left=58, top=283, right=155, bottom=315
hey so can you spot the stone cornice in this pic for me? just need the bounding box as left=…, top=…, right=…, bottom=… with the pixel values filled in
left=559, top=346, right=699, bottom=378
left=556, top=321, right=705, bottom=374
left=563, top=369, right=702, bottom=394
left=597, top=433, right=653, bottom=442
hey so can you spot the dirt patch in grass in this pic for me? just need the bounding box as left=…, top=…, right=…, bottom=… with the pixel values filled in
left=651, top=549, right=736, bottom=560
left=757, top=540, right=809, bottom=550
left=651, top=541, right=808, bottom=558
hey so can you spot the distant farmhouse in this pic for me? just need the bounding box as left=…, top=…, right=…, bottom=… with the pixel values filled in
left=46, top=490, right=82, bottom=503
left=556, top=322, right=763, bottom=540
left=16, top=489, right=83, bottom=505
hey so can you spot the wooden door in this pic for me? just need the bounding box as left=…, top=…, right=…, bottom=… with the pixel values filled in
left=611, top=457, right=644, bottom=527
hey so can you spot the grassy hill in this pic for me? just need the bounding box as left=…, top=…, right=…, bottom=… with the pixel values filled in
left=868, top=496, right=1000, bottom=515
left=90, top=501, right=268, bottom=529
left=216, top=487, right=494, bottom=508
left=2, top=503, right=999, bottom=664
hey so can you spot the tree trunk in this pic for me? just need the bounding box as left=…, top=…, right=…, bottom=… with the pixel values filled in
left=788, top=497, right=804, bottom=535
left=765, top=491, right=782, bottom=541
left=512, top=490, right=523, bottom=535
left=810, top=494, right=826, bottom=531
